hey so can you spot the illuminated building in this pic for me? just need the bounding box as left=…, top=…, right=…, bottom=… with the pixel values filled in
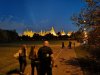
left=61, top=30, right=66, bottom=36
left=67, top=31, right=72, bottom=37
left=23, top=29, right=35, bottom=37
left=50, top=27, right=57, bottom=36
left=39, top=30, right=47, bottom=36
left=21, top=27, right=68, bottom=37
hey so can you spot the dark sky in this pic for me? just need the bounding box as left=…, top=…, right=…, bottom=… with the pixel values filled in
left=0, top=0, right=85, bottom=33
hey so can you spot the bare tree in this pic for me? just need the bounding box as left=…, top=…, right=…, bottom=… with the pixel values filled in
left=71, top=0, right=100, bottom=45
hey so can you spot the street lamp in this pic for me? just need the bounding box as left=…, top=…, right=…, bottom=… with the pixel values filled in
left=83, top=28, right=88, bottom=44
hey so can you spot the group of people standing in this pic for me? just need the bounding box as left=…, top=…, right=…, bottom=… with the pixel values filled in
left=62, top=41, right=73, bottom=49
left=15, top=41, right=54, bottom=75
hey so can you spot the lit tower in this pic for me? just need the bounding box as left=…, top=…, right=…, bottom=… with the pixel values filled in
left=39, top=30, right=43, bottom=36
left=50, top=27, right=57, bottom=36
left=61, top=30, right=66, bottom=36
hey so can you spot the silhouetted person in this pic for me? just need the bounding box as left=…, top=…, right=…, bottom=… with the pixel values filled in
left=18, top=45, right=28, bottom=75
left=38, top=41, right=54, bottom=75
left=29, top=46, right=39, bottom=75
left=68, top=41, right=72, bottom=49
left=62, top=42, right=65, bottom=48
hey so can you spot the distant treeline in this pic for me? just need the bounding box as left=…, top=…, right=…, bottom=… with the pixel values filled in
left=19, top=32, right=76, bottom=41
left=19, top=33, right=69, bottom=41
left=0, top=29, right=19, bottom=43
left=0, top=29, right=78, bottom=43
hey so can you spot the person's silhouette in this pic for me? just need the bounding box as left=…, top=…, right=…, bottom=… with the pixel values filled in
left=18, top=45, right=28, bottom=75
left=29, top=46, right=40, bottom=75
left=38, top=41, right=54, bottom=75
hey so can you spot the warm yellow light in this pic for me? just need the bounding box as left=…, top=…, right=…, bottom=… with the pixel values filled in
left=84, top=20, right=86, bottom=23
left=67, top=32, right=72, bottom=37
left=67, top=33, right=71, bottom=37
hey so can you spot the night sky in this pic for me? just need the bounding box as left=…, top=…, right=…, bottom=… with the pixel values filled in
left=0, top=0, right=85, bottom=33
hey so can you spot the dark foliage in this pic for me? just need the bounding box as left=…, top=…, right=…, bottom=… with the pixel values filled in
left=64, top=58, right=100, bottom=75
left=0, top=29, right=19, bottom=43
left=6, top=69, right=20, bottom=75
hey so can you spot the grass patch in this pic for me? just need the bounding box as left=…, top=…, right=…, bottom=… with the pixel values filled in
left=75, top=45, right=100, bottom=75
left=75, top=46, right=90, bottom=58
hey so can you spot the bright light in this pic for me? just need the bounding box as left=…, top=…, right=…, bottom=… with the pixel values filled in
left=84, top=28, right=86, bottom=30
left=84, top=20, right=86, bottom=23
left=67, top=32, right=72, bottom=37
left=67, top=33, right=71, bottom=37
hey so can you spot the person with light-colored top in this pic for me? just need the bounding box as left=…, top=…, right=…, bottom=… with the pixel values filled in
left=14, top=44, right=28, bottom=75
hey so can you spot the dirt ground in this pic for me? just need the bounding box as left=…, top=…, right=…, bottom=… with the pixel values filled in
left=0, top=41, right=84, bottom=75
left=23, top=45, right=83, bottom=75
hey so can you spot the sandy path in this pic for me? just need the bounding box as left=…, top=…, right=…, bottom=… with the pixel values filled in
left=23, top=47, right=83, bottom=75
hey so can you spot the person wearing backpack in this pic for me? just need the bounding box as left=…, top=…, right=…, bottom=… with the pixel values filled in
left=29, top=46, right=40, bottom=75
left=38, top=41, right=54, bottom=75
